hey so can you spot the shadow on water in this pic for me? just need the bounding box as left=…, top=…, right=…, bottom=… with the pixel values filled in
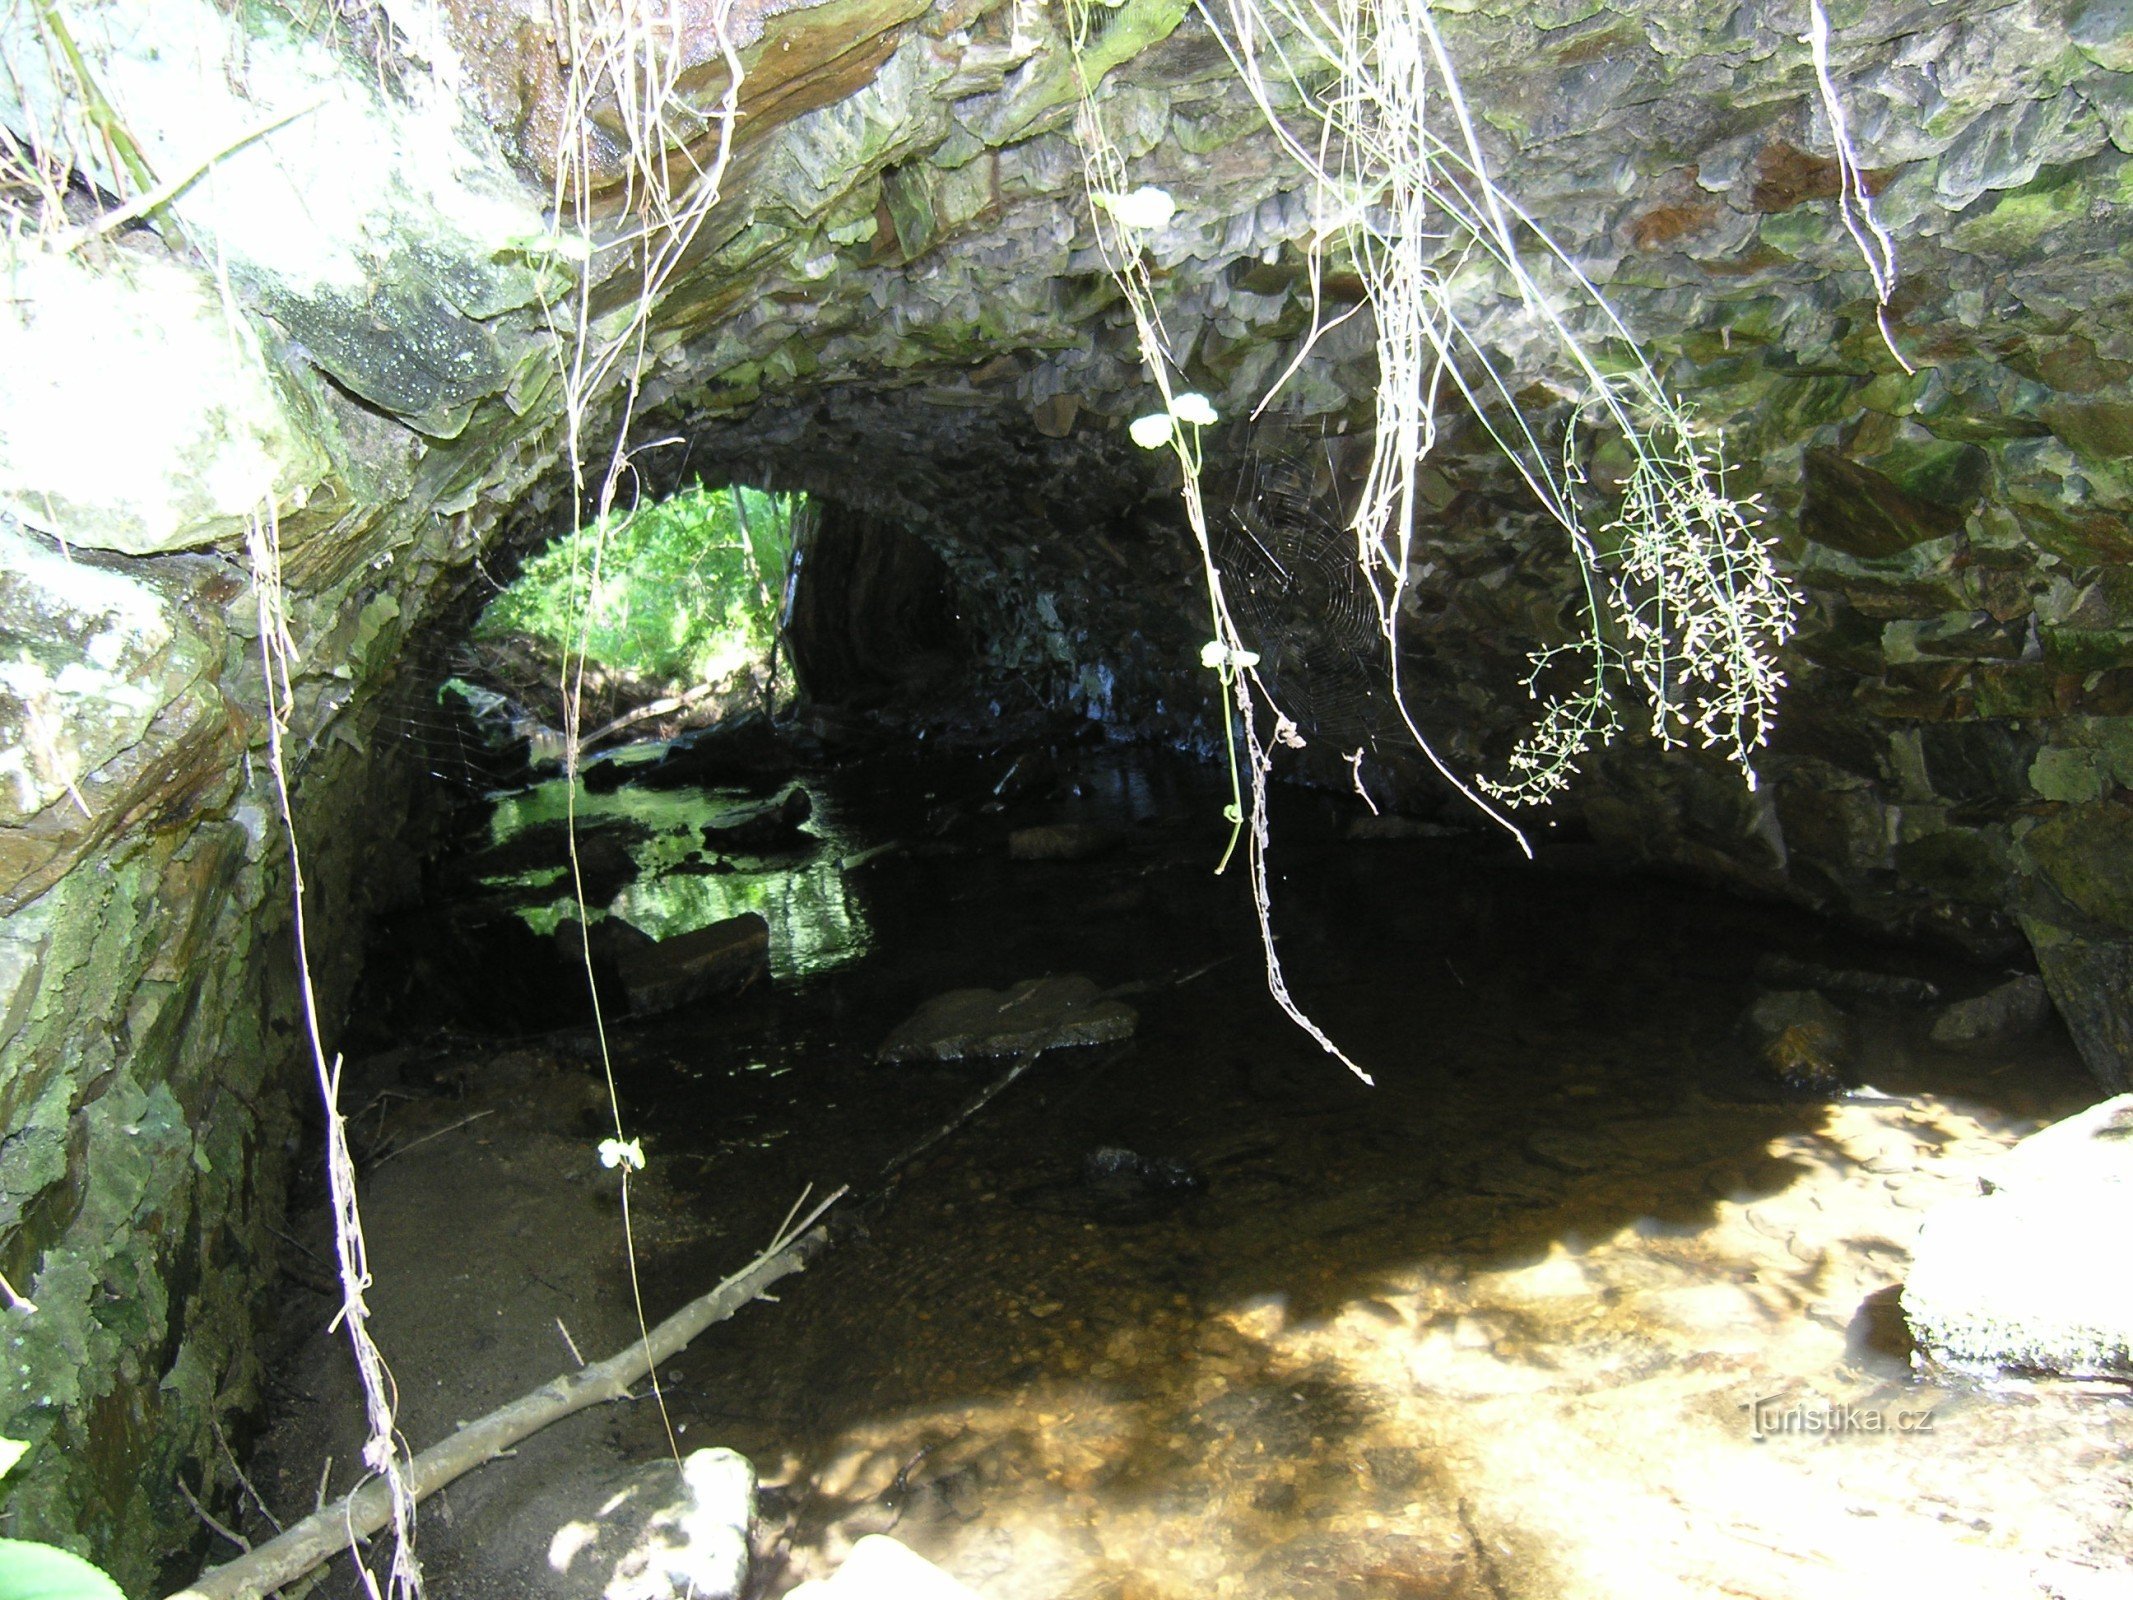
left=355, top=739, right=2124, bottom=1599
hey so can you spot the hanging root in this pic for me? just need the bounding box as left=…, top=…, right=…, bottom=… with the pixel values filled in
left=1198, top=0, right=1800, bottom=809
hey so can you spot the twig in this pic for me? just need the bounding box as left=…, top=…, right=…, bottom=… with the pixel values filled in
left=577, top=689, right=706, bottom=752
left=36, top=1, right=157, bottom=195
left=554, top=1317, right=586, bottom=1368
left=54, top=100, right=323, bottom=253
left=371, top=1110, right=496, bottom=1168
left=178, top=1477, right=251, bottom=1554
left=165, top=1199, right=841, bottom=1600
left=212, top=1417, right=283, bottom=1536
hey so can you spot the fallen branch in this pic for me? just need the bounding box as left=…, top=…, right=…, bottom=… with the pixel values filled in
left=578, top=686, right=713, bottom=753
left=166, top=1198, right=841, bottom=1600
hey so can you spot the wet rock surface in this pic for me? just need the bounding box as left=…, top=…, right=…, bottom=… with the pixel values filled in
left=618, top=913, right=773, bottom=1016
left=1904, top=1094, right=2133, bottom=1380
left=1931, top=973, right=2056, bottom=1047
left=877, top=976, right=1139, bottom=1063
left=1742, top=989, right=1857, bottom=1095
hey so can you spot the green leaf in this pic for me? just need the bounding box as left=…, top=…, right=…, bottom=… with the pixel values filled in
left=0, top=1441, right=27, bottom=1480
left=0, top=1540, right=127, bottom=1600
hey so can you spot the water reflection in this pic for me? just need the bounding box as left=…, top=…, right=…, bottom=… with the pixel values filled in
left=482, top=767, right=873, bottom=982
left=612, top=860, right=869, bottom=981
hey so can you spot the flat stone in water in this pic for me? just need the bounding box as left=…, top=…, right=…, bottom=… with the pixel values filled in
left=876, top=974, right=1136, bottom=1062
left=619, top=912, right=770, bottom=1014
left=1904, top=1093, right=2133, bottom=1379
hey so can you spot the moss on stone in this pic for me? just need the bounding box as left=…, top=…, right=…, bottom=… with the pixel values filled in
left=1950, top=177, right=2090, bottom=254
left=2024, top=801, right=2133, bottom=929
left=1893, top=826, right=2015, bottom=905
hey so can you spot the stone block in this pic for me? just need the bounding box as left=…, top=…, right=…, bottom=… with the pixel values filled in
left=0, top=248, right=327, bottom=554
left=1904, top=1095, right=2133, bottom=1378
left=2025, top=919, right=2133, bottom=1091
left=1741, top=990, right=1853, bottom=1093
left=617, top=914, right=770, bottom=1014
left=1798, top=448, right=1967, bottom=559
left=878, top=975, right=1136, bottom=1062
left=1929, top=974, right=2053, bottom=1046
left=2023, top=802, right=2133, bottom=931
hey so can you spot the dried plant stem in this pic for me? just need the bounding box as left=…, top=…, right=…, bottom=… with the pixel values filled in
left=1069, top=3, right=1371, bottom=1082
left=543, top=0, right=751, bottom=1485
left=247, top=505, right=423, bottom=1600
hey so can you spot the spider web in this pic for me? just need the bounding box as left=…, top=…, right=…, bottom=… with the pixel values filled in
left=1212, top=429, right=1393, bottom=755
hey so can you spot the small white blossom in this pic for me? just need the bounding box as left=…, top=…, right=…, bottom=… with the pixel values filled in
left=597, top=1137, right=646, bottom=1172
left=1097, top=186, right=1177, bottom=231
left=1130, top=412, right=1175, bottom=449
left=1171, top=391, right=1219, bottom=426
left=1200, top=640, right=1260, bottom=672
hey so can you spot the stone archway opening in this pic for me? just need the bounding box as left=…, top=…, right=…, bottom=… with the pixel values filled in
left=455, top=481, right=813, bottom=753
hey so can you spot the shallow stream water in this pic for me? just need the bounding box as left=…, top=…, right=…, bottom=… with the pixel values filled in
left=263, top=739, right=2132, bottom=1600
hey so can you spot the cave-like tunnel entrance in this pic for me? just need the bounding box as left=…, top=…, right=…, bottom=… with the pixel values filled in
left=2, top=1, right=2131, bottom=1597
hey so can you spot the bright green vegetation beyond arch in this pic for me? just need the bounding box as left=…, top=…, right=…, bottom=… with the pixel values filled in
left=478, top=484, right=803, bottom=689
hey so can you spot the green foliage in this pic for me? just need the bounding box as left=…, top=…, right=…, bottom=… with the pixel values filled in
left=0, top=1442, right=125, bottom=1600
left=478, top=484, right=800, bottom=687
left=0, top=1541, right=126, bottom=1600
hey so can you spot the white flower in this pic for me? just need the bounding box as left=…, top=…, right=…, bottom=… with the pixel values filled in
left=1130, top=412, right=1175, bottom=449
left=1097, top=186, right=1177, bottom=231
left=1171, top=391, right=1219, bottom=426
left=597, top=1137, right=646, bottom=1172
left=1200, top=639, right=1227, bottom=669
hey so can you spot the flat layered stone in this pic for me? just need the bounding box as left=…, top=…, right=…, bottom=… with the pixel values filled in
left=618, top=914, right=771, bottom=1015
left=1904, top=1095, right=2133, bottom=1378
left=877, top=974, right=1136, bottom=1062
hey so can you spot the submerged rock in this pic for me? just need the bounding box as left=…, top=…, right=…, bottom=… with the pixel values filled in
left=603, top=1448, right=756, bottom=1600
left=1010, top=1144, right=1205, bottom=1223
left=1904, top=1095, right=2133, bottom=1379
left=786, top=1535, right=980, bottom=1599
left=1742, top=989, right=1855, bottom=1094
left=701, top=786, right=816, bottom=855
left=1007, top=822, right=1117, bottom=861
left=877, top=974, right=1136, bottom=1062
left=616, top=913, right=770, bottom=1014
left=1929, top=973, right=2054, bottom=1047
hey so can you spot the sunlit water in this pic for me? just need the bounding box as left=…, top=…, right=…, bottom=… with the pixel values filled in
left=355, top=742, right=2132, bottom=1599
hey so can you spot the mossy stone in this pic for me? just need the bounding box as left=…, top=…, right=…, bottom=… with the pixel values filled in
left=2025, top=803, right=2133, bottom=930
left=1894, top=827, right=2015, bottom=904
